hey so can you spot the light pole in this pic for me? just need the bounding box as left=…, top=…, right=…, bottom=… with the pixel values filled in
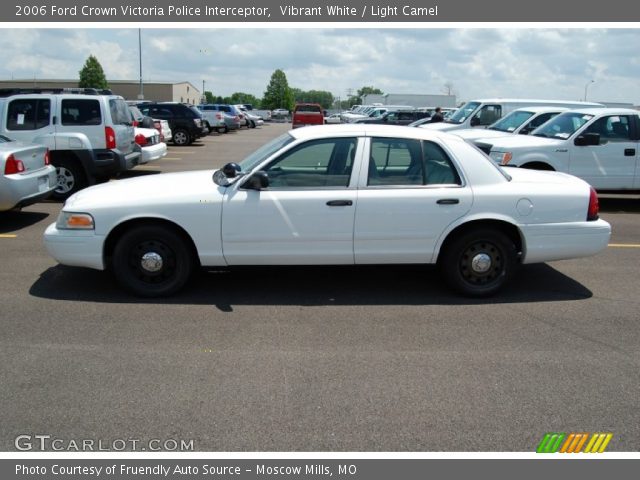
left=138, top=29, right=144, bottom=100
left=584, top=80, right=595, bottom=102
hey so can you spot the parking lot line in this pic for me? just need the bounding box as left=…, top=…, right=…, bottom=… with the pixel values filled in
left=0, top=234, right=17, bottom=238
left=608, top=243, right=640, bottom=248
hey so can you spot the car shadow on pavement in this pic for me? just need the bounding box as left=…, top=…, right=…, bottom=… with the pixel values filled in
left=599, top=196, right=640, bottom=213
left=0, top=210, right=50, bottom=233
left=30, top=263, right=592, bottom=308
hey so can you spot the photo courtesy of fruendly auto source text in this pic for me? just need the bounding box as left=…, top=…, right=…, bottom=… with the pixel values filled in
left=1, top=0, right=640, bottom=478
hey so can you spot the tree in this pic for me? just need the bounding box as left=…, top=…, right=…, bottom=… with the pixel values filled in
left=442, top=81, right=458, bottom=98
left=78, top=55, right=109, bottom=89
left=262, top=69, right=294, bottom=111
left=346, top=86, right=383, bottom=106
left=204, top=91, right=215, bottom=104
left=229, top=92, right=260, bottom=107
left=291, top=89, right=334, bottom=109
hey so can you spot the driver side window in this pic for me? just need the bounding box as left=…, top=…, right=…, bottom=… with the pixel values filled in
left=263, top=137, right=357, bottom=188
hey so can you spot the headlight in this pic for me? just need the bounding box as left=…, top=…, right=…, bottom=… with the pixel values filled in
left=490, top=151, right=513, bottom=165
left=56, top=212, right=95, bottom=230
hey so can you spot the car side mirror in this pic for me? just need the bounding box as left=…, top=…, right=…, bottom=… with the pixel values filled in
left=244, top=171, right=269, bottom=190
left=470, top=117, right=480, bottom=127
left=574, top=133, right=600, bottom=146
left=213, top=162, right=242, bottom=186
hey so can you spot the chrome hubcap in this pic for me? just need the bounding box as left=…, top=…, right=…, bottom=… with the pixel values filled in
left=140, top=252, right=163, bottom=273
left=471, top=253, right=492, bottom=273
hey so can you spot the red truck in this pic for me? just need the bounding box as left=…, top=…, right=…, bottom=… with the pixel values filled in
left=291, top=103, right=325, bottom=128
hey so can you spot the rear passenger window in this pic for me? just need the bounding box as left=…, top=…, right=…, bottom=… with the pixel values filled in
left=367, top=138, right=461, bottom=186
left=109, top=99, right=132, bottom=125
left=61, top=99, right=101, bottom=125
left=6, top=99, right=51, bottom=130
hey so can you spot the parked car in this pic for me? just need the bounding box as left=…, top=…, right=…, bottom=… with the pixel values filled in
left=453, top=107, right=568, bottom=142
left=477, top=108, right=640, bottom=191
left=196, top=105, right=227, bottom=133
left=153, top=119, right=172, bottom=143
left=237, top=106, right=264, bottom=128
left=197, top=104, right=244, bottom=132
left=271, top=108, right=289, bottom=118
left=137, top=102, right=207, bottom=146
left=44, top=125, right=610, bottom=298
left=421, top=99, right=604, bottom=132
left=324, top=113, right=342, bottom=124
left=354, top=110, right=432, bottom=125
left=134, top=127, right=167, bottom=164
left=0, top=88, right=140, bottom=199
left=292, top=103, right=325, bottom=128
left=0, top=134, right=56, bottom=211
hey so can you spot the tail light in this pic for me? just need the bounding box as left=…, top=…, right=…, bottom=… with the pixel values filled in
left=587, top=187, right=599, bottom=221
left=135, top=133, right=148, bottom=147
left=105, top=126, right=116, bottom=149
left=153, top=121, right=164, bottom=142
left=132, top=120, right=139, bottom=127
left=4, top=154, right=25, bottom=174
left=44, top=149, right=50, bottom=166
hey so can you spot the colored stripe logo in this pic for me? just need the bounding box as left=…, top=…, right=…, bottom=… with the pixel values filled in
left=537, top=432, right=613, bottom=453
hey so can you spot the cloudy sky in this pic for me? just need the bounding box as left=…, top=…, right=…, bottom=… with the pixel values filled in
left=1, top=28, right=639, bottom=104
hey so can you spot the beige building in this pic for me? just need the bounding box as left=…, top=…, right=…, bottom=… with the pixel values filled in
left=0, top=79, right=201, bottom=104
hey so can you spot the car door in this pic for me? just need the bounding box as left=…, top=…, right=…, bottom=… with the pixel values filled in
left=570, top=114, right=639, bottom=189
left=354, top=136, right=472, bottom=264
left=221, top=137, right=361, bottom=265
left=3, top=96, right=53, bottom=147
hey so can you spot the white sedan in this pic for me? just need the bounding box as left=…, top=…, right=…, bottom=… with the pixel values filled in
left=44, top=125, right=611, bottom=297
left=134, top=127, right=167, bottom=164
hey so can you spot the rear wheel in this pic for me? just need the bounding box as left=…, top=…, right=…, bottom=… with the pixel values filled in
left=172, top=129, right=191, bottom=146
left=112, top=225, right=195, bottom=297
left=440, top=228, right=517, bottom=297
left=217, top=125, right=228, bottom=134
left=52, top=158, right=87, bottom=200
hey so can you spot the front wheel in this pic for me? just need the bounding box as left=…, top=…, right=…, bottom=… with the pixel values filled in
left=440, top=228, right=517, bottom=297
left=112, top=225, right=195, bottom=297
left=172, top=129, right=191, bottom=146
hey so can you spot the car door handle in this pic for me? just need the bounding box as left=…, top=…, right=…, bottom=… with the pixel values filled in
left=624, top=148, right=636, bottom=156
left=326, top=200, right=353, bottom=207
left=437, top=198, right=460, bottom=205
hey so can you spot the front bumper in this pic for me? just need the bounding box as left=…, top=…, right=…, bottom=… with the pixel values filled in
left=44, top=222, right=106, bottom=270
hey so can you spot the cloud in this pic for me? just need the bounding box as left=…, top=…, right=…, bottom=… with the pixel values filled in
left=0, top=28, right=638, bottom=105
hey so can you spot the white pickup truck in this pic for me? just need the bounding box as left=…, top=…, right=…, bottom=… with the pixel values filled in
left=477, top=108, right=640, bottom=191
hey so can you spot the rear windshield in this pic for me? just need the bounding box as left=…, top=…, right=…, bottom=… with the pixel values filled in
left=295, top=105, right=322, bottom=113
left=109, top=98, right=133, bottom=125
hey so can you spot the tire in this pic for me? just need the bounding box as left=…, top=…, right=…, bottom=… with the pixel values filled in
left=440, top=228, right=517, bottom=297
left=204, top=121, right=212, bottom=134
left=52, top=158, right=87, bottom=200
left=217, top=125, right=228, bottom=134
left=172, top=129, right=191, bottom=146
left=248, top=120, right=256, bottom=129
left=112, top=225, right=195, bottom=297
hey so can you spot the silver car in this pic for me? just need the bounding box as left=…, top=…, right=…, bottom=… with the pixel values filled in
left=0, top=135, right=56, bottom=211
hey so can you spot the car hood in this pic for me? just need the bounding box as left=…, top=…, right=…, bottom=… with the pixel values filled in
left=64, top=170, right=224, bottom=210
left=455, top=129, right=512, bottom=140
left=419, top=122, right=458, bottom=131
left=481, top=135, right=565, bottom=150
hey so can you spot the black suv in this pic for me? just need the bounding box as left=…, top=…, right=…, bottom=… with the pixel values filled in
left=137, top=103, right=207, bottom=146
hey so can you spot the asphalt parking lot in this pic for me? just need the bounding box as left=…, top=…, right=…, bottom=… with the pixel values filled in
left=1, top=123, right=639, bottom=452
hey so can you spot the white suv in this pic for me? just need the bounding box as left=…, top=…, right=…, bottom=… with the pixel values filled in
left=0, top=88, right=140, bottom=199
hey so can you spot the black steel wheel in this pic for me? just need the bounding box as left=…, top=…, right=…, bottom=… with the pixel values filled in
left=440, top=228, right=517, bottom=297
left=112, top=225, right=195, bottom=297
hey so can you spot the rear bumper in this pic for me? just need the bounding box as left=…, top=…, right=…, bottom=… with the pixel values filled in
left=139, top=142, right=167, bottom=164
left=0, top=166, right=56, bottom=211
left=93, top=148, right=141, bottom=175
left=521, top=219, right=611, bottom=264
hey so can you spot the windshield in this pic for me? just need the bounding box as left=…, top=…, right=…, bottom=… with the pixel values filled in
left=238, top=133, right=295, bottom=172
left=489, top=110, right=534, bottom=132
left=446, top=102, right=480, bottom=124
left=532, top=112, right=594, bottom=139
